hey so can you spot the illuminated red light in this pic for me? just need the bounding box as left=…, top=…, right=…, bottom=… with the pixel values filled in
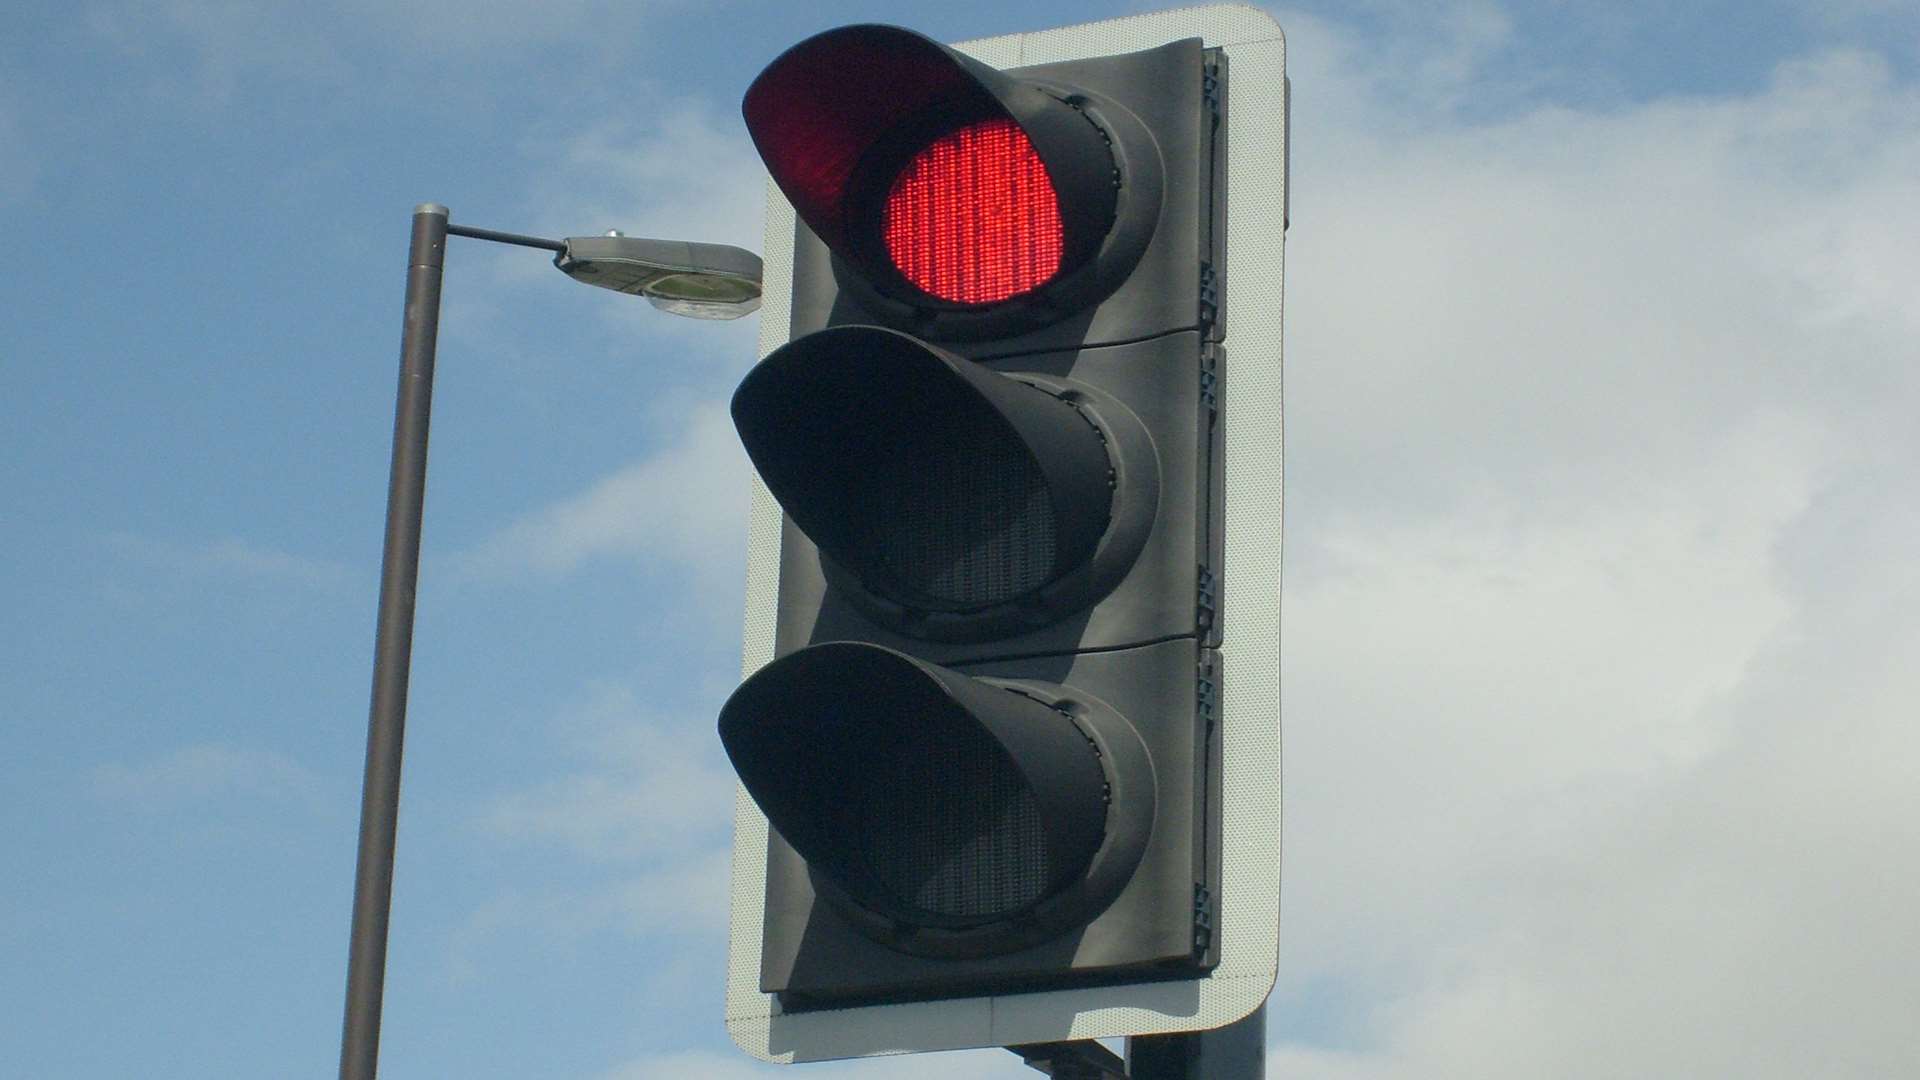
left=884, top=118, right=1064, bottom=304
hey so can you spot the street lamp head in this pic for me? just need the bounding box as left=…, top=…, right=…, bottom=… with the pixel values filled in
left=554, top=233, right=763, bottom=320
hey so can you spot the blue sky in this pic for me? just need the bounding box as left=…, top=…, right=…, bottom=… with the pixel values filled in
left=3, top=1, right=1917, bottom=1077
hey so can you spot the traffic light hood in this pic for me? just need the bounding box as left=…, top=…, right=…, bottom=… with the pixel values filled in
left=717, top=642, right=1111, bottom=934
left=742, top=24, right=1122, bottom=306
left=730, top=325, right=1119, bottom=626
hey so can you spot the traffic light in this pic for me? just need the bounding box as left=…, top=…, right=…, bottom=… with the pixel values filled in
left=721, top=7, right=1285, bottom=1060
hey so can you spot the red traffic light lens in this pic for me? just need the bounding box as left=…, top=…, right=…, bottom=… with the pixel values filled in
left=884, top=118, right=1063, bottom=304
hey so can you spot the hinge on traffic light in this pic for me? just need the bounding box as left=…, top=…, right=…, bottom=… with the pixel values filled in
left=1196, top=659, right=1219, bottom=733
left=1203, top=61, right=1223, bottom=124
left=1193, top=651, right=1219, bottom=962
left=1198, top=260, right=1219, bottom=331
left=1195, top=565, right=1218, bottom=635
left=1192, top=881, right=1215, bottom=956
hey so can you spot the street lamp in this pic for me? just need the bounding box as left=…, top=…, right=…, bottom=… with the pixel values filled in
left=338, top=203, right=761, bottom=1080
left=556, top=232, right=763, bottom=319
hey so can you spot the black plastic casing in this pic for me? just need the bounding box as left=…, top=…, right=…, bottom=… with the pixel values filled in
left=743, top=35, right=1227, bottom=1008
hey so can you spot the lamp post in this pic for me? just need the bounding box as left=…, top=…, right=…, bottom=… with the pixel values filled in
left=338, top=204, right=761, bottom=1080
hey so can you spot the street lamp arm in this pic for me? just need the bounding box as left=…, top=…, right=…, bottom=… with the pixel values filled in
left=445, top=222, right=567, bottom=252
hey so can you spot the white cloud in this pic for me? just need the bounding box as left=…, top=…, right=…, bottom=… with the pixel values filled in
left=90, top=742, right=322, bottom=808
left=445, top=96, right=767, bottom=415
left=102, top=531, right=355, bottom=591
left=597, top=1049, right=774, bottom=1080
left=448, top=672, right=740, bottom=979
left=480, top=681, right=737, bottom=860
left=453, top=682, right=741, bottom=981
left=454, top=402, right=751, bottom=594
left=538, top=100, right=769, bottom=256
left=350, top=0, right=676, bottom=52
left=456, top=845, right=734, bottom=952
left=1262, top=7, right=1920, bottom=1076
left=85, top=2, right=347, bottom=104
left=83, top=1, right=681, bottom=103
left=465, top=97, right=768, bottom=308
left=1280, top=414, right=1816, bottom=966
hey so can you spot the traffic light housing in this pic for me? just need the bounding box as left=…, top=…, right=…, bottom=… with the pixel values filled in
left=722, top=6, right=1285, bottom=1059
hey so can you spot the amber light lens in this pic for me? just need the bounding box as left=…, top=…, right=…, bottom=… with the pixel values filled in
left=883, top=118, right=1064, bottom=305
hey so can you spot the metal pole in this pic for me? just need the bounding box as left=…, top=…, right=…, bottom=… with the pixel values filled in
left=338, top=203, right=448, bottom=1080
left=1126, top=1003, right=1267, bottom=1080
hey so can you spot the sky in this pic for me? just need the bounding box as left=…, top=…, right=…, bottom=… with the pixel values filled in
left=2, top=1, right=1917, bottom=1077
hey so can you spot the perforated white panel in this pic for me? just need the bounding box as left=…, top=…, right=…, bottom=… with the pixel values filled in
left=726, top=4, right=1285, bottom=1060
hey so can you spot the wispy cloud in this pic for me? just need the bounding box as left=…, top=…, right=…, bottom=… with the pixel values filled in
left=82, top=1, right=683, bottom=105
left=536, top=99, right=768, bottom=256
left=85, top=2, right=347, bottom=105
left=442, top=96, right=767, bottom=401
left=457, top=846, right=733, bottom=950
left=103, top=531, right=355, bottom=591
left=597, top=1052, right=776, bottom=1080
left=478, top=681, right=736, bottom=861
left=453, top=402, right=750, bottom=592
left=452, top=682, right=739, bottom=986
left=90, top=741, right=323, bottom=810
left=479, top=97, right=771, bottom=357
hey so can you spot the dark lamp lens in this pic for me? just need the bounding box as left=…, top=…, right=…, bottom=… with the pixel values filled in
left=884, top=118, right=1064, bottom=304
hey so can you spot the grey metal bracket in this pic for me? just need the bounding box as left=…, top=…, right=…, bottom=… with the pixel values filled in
left=1012, top=1003, right=1270, bottom=1079
left=1008, top=1039, right=1129, bottom=1078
